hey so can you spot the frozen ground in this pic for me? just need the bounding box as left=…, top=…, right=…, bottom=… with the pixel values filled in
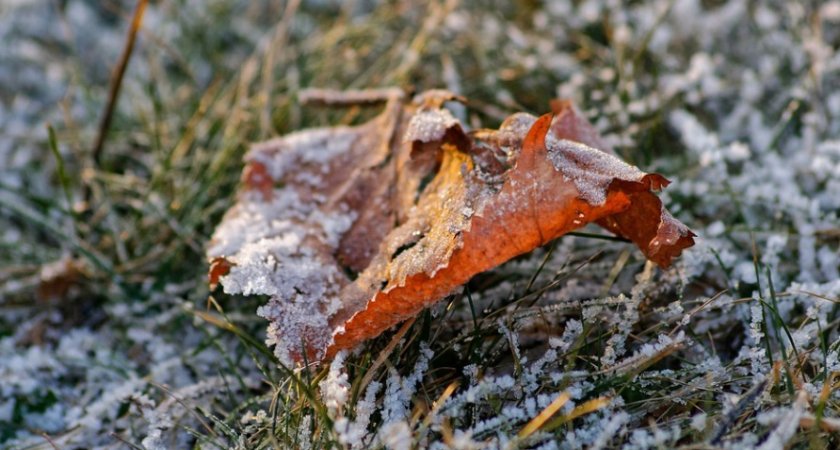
left=1, top=0, right=838, bottom=449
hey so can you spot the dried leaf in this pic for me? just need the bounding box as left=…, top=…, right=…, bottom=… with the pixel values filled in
left=37, top=254, right=84, bottom=302
left=207, top=89, right=695, bottom=364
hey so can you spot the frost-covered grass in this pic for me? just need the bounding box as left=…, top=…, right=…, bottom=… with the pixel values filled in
left=1, top=0, right=839, bottom=448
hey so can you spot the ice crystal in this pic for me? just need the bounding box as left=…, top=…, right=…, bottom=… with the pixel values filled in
left=320, top=351, right=351, bottom=413
left=404, top=108, right=460, bottom=143
left=545, top=138, right=645, bottom=206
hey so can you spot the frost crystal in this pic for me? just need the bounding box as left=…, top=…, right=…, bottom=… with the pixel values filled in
left=545, top=137, right=645, bottom=205
left=320, top=351, right=350, bottom=413
left=756, top=394, right=807, bottom=450
left=404, top=108, right=460, bottom=143
left=334, top=381, right=381, bottom=448
left=208, top=132, right=359, bottom=364
left=249, top=127, right=360, bottom=181
left=379, top=420, right=412, bottom=450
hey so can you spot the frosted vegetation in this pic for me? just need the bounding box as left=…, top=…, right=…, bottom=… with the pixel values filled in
left=1, top=0, right=838, bottom=449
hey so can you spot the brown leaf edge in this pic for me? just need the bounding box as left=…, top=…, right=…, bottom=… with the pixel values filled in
left=325, top=110, right=695, bottom=360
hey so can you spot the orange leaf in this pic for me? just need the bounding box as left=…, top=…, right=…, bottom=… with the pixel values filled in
left=207, top=89, right=694, bottom=364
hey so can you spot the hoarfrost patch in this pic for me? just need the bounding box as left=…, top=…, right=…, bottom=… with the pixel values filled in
left=545, top=138, right=645, bottom=205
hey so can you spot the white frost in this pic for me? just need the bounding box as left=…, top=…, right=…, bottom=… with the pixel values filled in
left=404, top=108, right=460, bottom=143
left=545, top=136, right=645, bottom=205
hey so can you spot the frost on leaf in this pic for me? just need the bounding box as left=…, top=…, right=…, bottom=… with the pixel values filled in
left=207, top=89, right=695, bottom=365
